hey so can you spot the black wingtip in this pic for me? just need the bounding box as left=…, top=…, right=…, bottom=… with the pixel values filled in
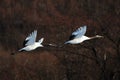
left=69, top=35, right=76, bottom=40
left=23, top=40, right=29, bottom=47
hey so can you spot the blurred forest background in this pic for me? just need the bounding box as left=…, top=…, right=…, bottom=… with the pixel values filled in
left=0, top=0, right=120, bottom=80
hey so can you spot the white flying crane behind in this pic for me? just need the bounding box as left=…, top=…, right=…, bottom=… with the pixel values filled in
left=18, top=30, right=44, bottom=51
left=11, top=30, right=44, bottom=55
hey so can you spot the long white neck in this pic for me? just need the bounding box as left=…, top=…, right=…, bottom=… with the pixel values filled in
left=89, top=35, right=103, bottom=39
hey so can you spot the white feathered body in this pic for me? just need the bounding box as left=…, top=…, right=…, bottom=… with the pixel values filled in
left=19, top=42, right=43, bottom=51
left=65, top=36, right=90, bottom=44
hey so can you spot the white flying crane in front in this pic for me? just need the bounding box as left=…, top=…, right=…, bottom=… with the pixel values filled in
left=65, top=26, right=103, bottom=44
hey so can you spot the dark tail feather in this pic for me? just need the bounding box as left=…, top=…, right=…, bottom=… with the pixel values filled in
left=11, top=50, right=25, bottom=55
left=11, top=51, right=18, bottom=55
left=11, top=52, right=15, bottom=55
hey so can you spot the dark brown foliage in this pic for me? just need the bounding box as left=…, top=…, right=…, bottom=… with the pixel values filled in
left=0, top=0, right=120, bottom=80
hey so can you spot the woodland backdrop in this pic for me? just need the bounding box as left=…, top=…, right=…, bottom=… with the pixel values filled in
left=0, top=0, right=120, bottom=80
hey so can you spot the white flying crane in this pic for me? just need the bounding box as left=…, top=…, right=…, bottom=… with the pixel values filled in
left=65, top=26, right=103, bottom=44
left=18, top=30, right=44, bottom=51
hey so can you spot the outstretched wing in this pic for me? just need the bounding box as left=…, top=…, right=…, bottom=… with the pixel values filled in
left=69, top=26, right=87, bottom=40
left=23, top=30, right=37, bottom=47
